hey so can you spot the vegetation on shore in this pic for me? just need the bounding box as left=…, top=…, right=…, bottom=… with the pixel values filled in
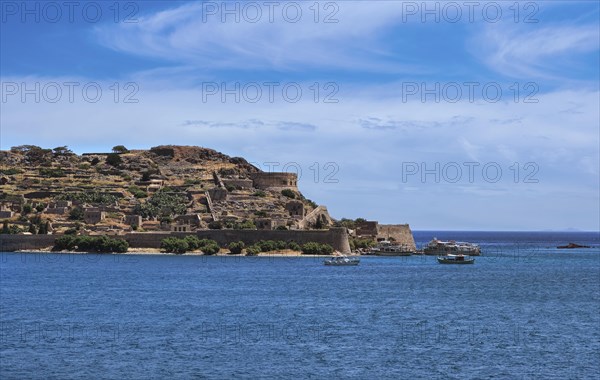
left=53, top=235, right=129, bottom=253
left=161, top=236, right=219, bottom=254
left=158, top=236, right=333, bottom=256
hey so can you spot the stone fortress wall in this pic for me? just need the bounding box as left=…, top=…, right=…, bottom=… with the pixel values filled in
left=0, top=228, right=352, bottom=254
left=250, top=173, right=298, bottom=191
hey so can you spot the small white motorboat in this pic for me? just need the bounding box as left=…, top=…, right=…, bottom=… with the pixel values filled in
left=323, top=255, right=360, bottom=266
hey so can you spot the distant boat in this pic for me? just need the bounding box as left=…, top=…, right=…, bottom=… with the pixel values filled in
left=424, top=237, right=481, bottom=256
left=370, top=240, right=413, bottom=256
left=323, top=255, right=360, bottom=266
left=437, top=254, right=475, bottom=264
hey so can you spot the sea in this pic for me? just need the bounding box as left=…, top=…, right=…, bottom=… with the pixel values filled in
left=1, top=231, right=599, bottom=379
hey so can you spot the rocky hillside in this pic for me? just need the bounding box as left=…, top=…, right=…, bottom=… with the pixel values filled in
left=0, top=145, right=332, bottom=234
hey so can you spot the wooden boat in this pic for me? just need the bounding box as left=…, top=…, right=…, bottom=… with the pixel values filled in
left=437, top=254, right=474, bottom=264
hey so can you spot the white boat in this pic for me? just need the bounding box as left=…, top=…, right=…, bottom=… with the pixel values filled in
left=323, top=255, right=360, bottom=266
left=370, top=240, right=413, bottom=256
left=437, top=254, right=475, bottom=264
left=424, top=238, right=481, bottom=256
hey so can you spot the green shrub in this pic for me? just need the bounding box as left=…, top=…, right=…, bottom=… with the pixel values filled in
left=22, top=204, right=33, bottom=214
left=281, top=189, right=296, bottom=199
left=39, top=168, right=65, bottom=178
left=301, top=242, right=333, bottom=255
left=245, top=245, right=261, bottom=256
left=128, top=185, right=147, bottom=199
left=253, top=191, right=266, bottom=197
left=0, top=168, right=22, bottom=175
left=201, top=242, right=220, bottom=255
left=69, top=207, right=84, bottom=221
left=208, top=221, right=223, bottom=230
left=57, top=192, right=118, bottom=206
left=275, top=240, right=287, bottom=250
left=54, top=235, right=76, bottom=250
left=132, top=189, right=187, bottom=218
left=161, top=237, right=189, bottom=254
left=184, top=235, right=201, bottom=250
left=287, top=241, right=301, bottom=251
left=53, top=235, right=128, bottom=253
left=275, top=225, right=288, bottom=230
left=257, top=240, right=276, bottom=252
left=106, top=153, right=122, bottom=167
left=228, top=241, right=245, bottom=254
left=306, top=199, right=318, bottom=208
left=352, top=238, right=375, bottom=250
left=237, top=220, right=255, bottom=230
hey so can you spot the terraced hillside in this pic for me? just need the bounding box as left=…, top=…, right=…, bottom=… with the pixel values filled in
left=0, top=145, right=333, bottom=235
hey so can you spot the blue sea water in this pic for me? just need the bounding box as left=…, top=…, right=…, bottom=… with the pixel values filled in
left=1, top=231, right=599, bottom=379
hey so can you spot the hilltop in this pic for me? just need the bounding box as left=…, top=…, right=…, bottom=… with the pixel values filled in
left=0, top=145, right=333, bottom=234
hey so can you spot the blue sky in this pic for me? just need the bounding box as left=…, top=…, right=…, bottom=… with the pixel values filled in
left=1, top=1, right=599, bottom=231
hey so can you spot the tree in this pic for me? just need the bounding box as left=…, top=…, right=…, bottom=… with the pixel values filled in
left=53, top=146, right=73, bottom=156
left=201, top=242, right=220, bottom=255
left=28, top=223, right=37, bottom=234
left=301, top=242, right=333, bottom=255
left=228, top=241, right=245, bottom=254
left=161, top=237, right=189, bottom=254
left=69, top=207, right=84, bottom=221
left=11, top=145, right=41, bottom=154
left=245, top=245, right=261, bottom=256
left=22, top=204, right=33, bottom=214
left=112, top=145, right=129, bottom=154
left=287, top=241, right=301, bottom=251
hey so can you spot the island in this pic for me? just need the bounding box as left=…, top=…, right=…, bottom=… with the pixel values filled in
left=557, top=243, right=591, bottom=249
left=0, top=145, right=415, bottom=255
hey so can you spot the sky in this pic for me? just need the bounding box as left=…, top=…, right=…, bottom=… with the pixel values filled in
left=0, top=0, right=599, bottom=231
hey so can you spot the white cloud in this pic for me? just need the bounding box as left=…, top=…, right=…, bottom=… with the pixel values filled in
left=94, top=2, right=421, bottom=73
left=476, top=23, right=599, bottom=79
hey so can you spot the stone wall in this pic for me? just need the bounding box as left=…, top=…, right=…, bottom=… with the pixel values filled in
left=250, top=173, right=298, bottom=190
left=377, top=224, right=416, bottom=251
left=126, top=227, right=351, bottom=253
left=0, top=228, right=351, bottom=253
left=0, top=234, right=57, bottom=251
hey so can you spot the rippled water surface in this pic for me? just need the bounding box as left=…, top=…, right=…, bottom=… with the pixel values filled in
left=1, top=232, right=599, bottom=379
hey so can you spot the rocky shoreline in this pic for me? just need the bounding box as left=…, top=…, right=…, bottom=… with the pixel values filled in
left=13, top=247, right=339, bottom=257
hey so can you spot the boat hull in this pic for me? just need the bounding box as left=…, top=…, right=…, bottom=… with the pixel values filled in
left=323, top=261, right=360, bottom=266
left=374, top=252, right=412, bottom=256
left=437, top=257, right=475, bottom=264
left=425, top=249, right=480, bottom=256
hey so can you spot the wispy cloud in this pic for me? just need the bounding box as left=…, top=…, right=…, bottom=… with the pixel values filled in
left=359, top=116, right=474, bottom=131
left=478, top=23, right=599, bottom=79
left=94, top=2, right=418, bottom=73
left=180, top=119, right=315, bottom=132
